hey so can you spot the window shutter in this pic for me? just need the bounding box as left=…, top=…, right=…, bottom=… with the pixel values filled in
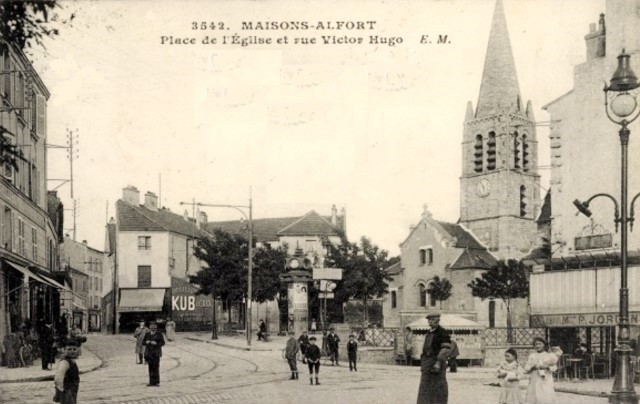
left=36, top=94, right=46, bottom=138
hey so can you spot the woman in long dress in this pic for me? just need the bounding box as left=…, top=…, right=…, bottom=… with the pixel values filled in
left=165, top=318, right=176, bottom=341
left=523, top=338, right=560, bottom=404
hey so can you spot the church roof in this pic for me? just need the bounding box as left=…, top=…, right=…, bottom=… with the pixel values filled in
left=475, top=0, right=522, bottom=118
left=537, top=191, right=551, bottom=224
left=116, top=200, right=209, bottom=238
left=436, top=221, right=486, bottom=250
left=277, top=210, right=341, bottom=237
left=449, top=248, right=498, bottom=269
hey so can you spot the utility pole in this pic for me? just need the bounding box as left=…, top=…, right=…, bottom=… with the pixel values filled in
left=47, top=128, right=79, bottom=240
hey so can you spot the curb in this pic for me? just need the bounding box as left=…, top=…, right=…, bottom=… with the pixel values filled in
left=485, top=381, right=610, bottom=398
left=0, top=350, right=104, bottom=384
left=185, top=337, right=281, bottom=352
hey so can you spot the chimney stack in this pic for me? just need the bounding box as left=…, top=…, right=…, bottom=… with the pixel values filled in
left=585, top=13, right=606, bottom=61
left=144, top=192, right=158, bottom=211
left=198, top=211, right=208, bottom=227
left=122, top=186, right=140, bottom=205
left=331, top=205, right=338, bottom=226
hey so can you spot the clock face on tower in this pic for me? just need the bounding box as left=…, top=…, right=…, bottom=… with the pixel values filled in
left=476, top=179, right=491, bottom=198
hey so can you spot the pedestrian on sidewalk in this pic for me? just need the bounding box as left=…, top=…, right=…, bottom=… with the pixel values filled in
left=165, top=318, right=176, bottom=341
left=285, top=330, right=300, bottom=380
left=298, top=330, right=310, bottom=364
left=142, top=321, right=165, bottom=387
left=496, top=348, right=523, bottom=404
left=40, top=320, right=55, bottom=371
left=305, top=336, right=321, bottom=385
left=416, top=313, right=452, bottom=404
left=53, top=339, right=80, bottom=404
left=347, top=334, right=358, bottom=371
left=326, top=328, right=340, bottom=366
left=134, top=321, right=148, bottom=364
left=257, top=319, right=267, bottom=341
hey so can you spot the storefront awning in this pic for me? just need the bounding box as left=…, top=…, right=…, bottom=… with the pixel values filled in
left=406, top=314, right=484, bottom=331
left=118, top=289, right=165, bottom=312
left=73, top=301, right=88, bottom=311
left=5, top=261, right=51, bottom=286
left=32, top=268, right=73, bottom=292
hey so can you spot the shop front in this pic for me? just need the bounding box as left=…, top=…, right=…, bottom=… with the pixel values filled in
left=117, top=288, right=169, bottom=333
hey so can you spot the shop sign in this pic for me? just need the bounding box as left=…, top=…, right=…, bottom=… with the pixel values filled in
left=531, top=312, right=640, bottom=327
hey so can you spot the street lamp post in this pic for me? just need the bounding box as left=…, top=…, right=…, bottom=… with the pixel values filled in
left=181, top=190, right=254, bottom=346
left=574, top=49, right=639, bottom=404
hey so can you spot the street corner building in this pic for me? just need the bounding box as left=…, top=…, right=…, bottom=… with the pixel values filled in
left=1, top=42, right=70, bottom=345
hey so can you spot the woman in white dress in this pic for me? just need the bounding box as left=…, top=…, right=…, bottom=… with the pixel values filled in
left=523, top=338, right=560, bottom=404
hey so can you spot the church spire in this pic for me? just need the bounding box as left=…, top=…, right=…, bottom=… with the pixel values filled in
left=475, top=0, right=521, bottom=118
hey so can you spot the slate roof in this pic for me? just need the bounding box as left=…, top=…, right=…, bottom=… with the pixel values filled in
left=449, top=248, right=497, bottom=270
left=537, top=191, right=551, bottom=224
left=383, top=261, right=403, bottom=275
left=204, top=210, right=342, bottom=242
left=278, top=211, right=341, bottom=237
left=116, top=200, right=209, bottom=238
left=436, top=221, right=486, bottom=250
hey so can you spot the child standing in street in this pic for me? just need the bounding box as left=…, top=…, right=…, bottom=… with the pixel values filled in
left=305, top=336, right=322, bottom=385
left=284, top=330, right=300, bottom=380
left=347, top=334, right=358, bottom=371
left=496, top=348, right=522, bottom=404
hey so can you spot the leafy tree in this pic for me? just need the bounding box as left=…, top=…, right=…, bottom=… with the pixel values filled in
left=1, top=130, right=26, bottom=173
left=325, top=235, right=393, bottom=325
left=0, top=0, right=72, bottom=51
left=467, top=259, right=529, bottom=342
left=428, top=276, right=453, bottom=309
left=252, top=243, right=288, bottom=303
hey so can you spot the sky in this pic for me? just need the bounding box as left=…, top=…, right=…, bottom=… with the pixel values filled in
left=30, top=0, right=606, bottom=256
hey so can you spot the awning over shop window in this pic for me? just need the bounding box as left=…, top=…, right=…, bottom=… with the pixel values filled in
left=5, top=261, right=51, bottom=286
left=118, top=289, right=165, bottom=312
left=73, top=301, right=87, bottom=311
left=32, top=267, right=73, bottom=292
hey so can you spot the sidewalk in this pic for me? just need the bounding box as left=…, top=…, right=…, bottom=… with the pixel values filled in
left=184, top=332, right=286, bottom=351
left=0, top=348, right=103, bottom=383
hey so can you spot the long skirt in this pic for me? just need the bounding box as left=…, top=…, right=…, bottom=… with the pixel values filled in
left=525, top=371, right=556, bottom=404
left=417, top=357, right=448, bottom=404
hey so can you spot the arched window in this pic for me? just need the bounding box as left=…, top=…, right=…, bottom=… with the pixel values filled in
left=391, top=291, right=397, bottom=309
left=426, top=282, right=437, bottom=307
left=419, top=284, right=427, bottom=307
left=487, top=132, right=496, bottom=170
left=474, top=134, right=483, bottom=172
left=522, top=134, right=530, bottom=171
left=514, top=132, right=521, bottom=169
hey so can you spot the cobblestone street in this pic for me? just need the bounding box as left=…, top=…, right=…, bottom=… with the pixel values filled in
left=0, top=334, right=610, bottom=403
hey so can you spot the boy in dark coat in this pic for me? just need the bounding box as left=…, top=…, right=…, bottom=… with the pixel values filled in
left=142, top=322, right=165, bottom=386
left=305, top=336, right=322, bottom=385
left=325, top=328, right=341, bottom=366
left=54, top=339, right=80, bottom=404
left=285, top=330, right=300, bottom=380
left=347, top=334, right=358, bottom=371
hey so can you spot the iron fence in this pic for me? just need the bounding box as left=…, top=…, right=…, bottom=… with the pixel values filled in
left=482, top=327, right=546, bottom=347
left=350, top=327, right=398, bottom=347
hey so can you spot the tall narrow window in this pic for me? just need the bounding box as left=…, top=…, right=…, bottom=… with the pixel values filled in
left=137, top=265, right=151, bottom=288
left=514, top=132, right=521, bottom=169
left=427, top=283, right=437, bottom=307
left=489, top=300, right=496, bottom=328
left=487, top=132, right=496, bottom=170
left=419, top=249, right=426, bottom=265
left=522, top=134, right=530, bottom=172
left=31, top=227, right=38, bottom=262
left=17, top=218, right=25, bottom=256
left=391, top=291, right=397, bottom=309
left=474, top=135, right=483, bottom=172
left=3, top=207, right=12, bottom=249
left=419, top=284, right=427, bottom=307
left=520, top=185, right=527, bottom=217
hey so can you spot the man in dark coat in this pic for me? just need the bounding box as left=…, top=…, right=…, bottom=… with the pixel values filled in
left=298, top=330, right=310, bottom=364
left=40, top=321, right=55, bottom=370
left=54, top=339, right=80, bottom=404
left=325, top=328, right=341, bottom=366
left=417, top=313, right=452, bottom=404
left=142, top=322, right=165, bottom=386
left=284, top=330, right=300, bottom=380
left=347, top=334, right=358, bottom=371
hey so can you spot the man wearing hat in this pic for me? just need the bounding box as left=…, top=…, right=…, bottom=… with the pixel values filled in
left=142, top=321, right=165, bottom=387
left=54, top=339, right=80, bottom=404
left=416, top=313, right=452, bottom=404
left=325, top=328, right=341, bottom=366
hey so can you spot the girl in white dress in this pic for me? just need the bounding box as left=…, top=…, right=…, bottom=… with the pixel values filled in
left=496, top=348, right=523, bottom=404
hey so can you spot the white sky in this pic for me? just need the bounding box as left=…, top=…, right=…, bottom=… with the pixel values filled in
left=31, top=0, right=606, bottom=256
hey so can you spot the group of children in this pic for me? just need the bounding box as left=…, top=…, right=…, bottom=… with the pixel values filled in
left=284, top=330, right=359, bottom=385
left=496, top=338, right=563, bottom=404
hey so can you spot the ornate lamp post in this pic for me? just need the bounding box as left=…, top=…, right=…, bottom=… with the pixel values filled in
left=574, top=49, right=639, bottom=404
